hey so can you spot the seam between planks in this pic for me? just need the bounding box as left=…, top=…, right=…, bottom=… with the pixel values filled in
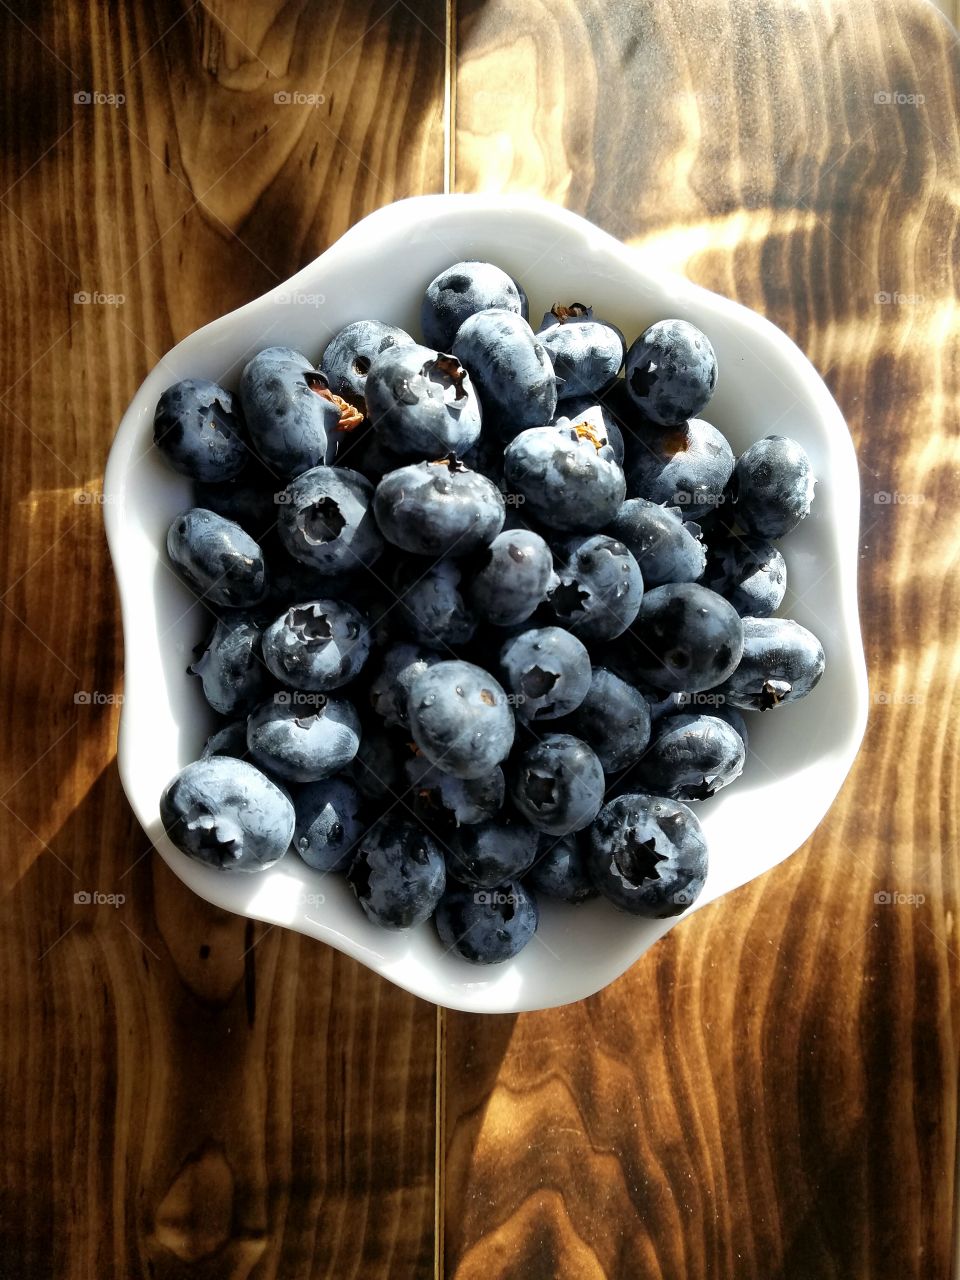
left=435, top=1003, right=447, bottom=1280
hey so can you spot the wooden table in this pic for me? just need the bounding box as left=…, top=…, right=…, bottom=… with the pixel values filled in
left=1, top=2, right=958, bottom=1276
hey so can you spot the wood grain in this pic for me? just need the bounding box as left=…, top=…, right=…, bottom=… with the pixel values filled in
left=0, top=2, right=444, bottom=1276
left=446, top=1, right=960, bottom=1277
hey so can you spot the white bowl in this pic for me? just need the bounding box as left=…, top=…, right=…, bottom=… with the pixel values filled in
left=104, top=194, right=868, bottom=1013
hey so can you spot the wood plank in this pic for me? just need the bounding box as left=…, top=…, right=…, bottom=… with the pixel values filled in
left=446, top=1, right=960, bottom=1277
left=0, top=2, right=445, bottom=1275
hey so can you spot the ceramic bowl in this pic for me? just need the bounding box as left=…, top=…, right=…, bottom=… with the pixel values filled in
left=103, top=194, right=868, bottom=1013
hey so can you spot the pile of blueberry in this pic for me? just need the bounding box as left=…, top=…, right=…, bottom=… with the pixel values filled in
left=154, top=259, right=824, bottom=966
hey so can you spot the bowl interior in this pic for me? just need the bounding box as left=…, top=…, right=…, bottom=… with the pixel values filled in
left=104, top=195, right=867, bottom=1013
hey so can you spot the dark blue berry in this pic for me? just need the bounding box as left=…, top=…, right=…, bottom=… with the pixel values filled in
left=626, top=418, right=734, bottom=518
left=422, top=261, right=528, bottom=351
left=154, top=379, right=248, bottom=482
left=262, top=599, right=371, bottom=691
left=499, top=626, right=592, bottom=721
left=167, top=508, right=267, bottom=607
left=587, top=793, right=708, bottom=916
left=452, top=310, right=557, bottom=440
left=731, top=436, right=815, bottom=538
left=277, top=465, right=383, bottom=575
left=504, top=423, right=625, bottom=532
left=348, top=818, right=446, bottom=929
left=160, top=757, right=294, bottom=872
left=292, top=776, right=364, bottom=872
left=548, top=533, right=642, bottom=641
left=365, top=343, right=482, bottom=458
left=407, top=660, right=515, bottom=780
left=247, top=694, right=361, bottom=782
left=608, top=498, right=706, bottom=587
left=374, top=458, right=504, bottom=557
left=713, top=617, right=825, bottom=710
left=511, top=734, right=605, bottom=835
left=189, top=613, right=266, bottom=715
left=434, top=880, right=539, bottom=964
left=625, top=320, right=717, bottom=426
left=239, top=347, right=340, bottom=476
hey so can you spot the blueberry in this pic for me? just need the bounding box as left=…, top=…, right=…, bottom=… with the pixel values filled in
left=200, top=720, right=251, bottom=760
left=167, top=508, right=267, bottom=607
left=553, top=400, right=625, bottom=464
left=445, top=817, right=540, bottom=887
left=467, top=529, right=555, bottom=627
left=511, top=734, right=605, bottom=835
left=394, top=558, right=477, bottom=647
left=405, top=754, right=505, bottom=827
left=189, top=613, right=266, bottom=715
left=292, top=776, right=364, bottom=872
left=499, top=626, right=591, bottom=721
left=277, top=465, right=383, bottom=575
left=348, top=720, right=408, bottom=803
left=452, top=310, right=557, bottom=440
left=538, top=319, right=625, bottom=400
left=704, top=534, right=786, bottom=617
left=262, top=599, right=371, bottom=691
left=636, top=713, right=745, bottom=801
left=715, top=703, right=750, bottom=750
left=193, top=472, right=277, bottom=541
left=239, top=347, right=341, bottom=476
left=548, top=533, right=643, bottom=641
left=731, top=436, right=815, bottom=538
left=374, top=458, right=505, bottom=557
left=626, top=418, right=734, bottom=518
left=347, top=818, right=446, bottom=930
left=621, top=582, right=744, bottom=693
left=247, top=694, right=361, bottom=782
left=586, top=793, right=708, bottom=916
left=160, top=757, right=294, bottom=872
left=625, top=319, right=717, bottom=426
left=713, top=617, right=825, bottom=710
left=407, top=660, right=515, bottom=780
left=365, top=343, right=482, bottom=458
left=369, top=643, right=443, bottom=728
left=504, top=423, right=626, bottom=532
left=562, top=667, right=651, bottom=772
left=608, top=498, right=706, bottom=587
left=154, top=378, right=249, bottom=483
left=422, top=261, right=528, bottom=352
left=319, top=319, right=413, bottom=409
left=434, top=880, right=539, bottom=964
left=525, top=833, right=597, bottom=904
